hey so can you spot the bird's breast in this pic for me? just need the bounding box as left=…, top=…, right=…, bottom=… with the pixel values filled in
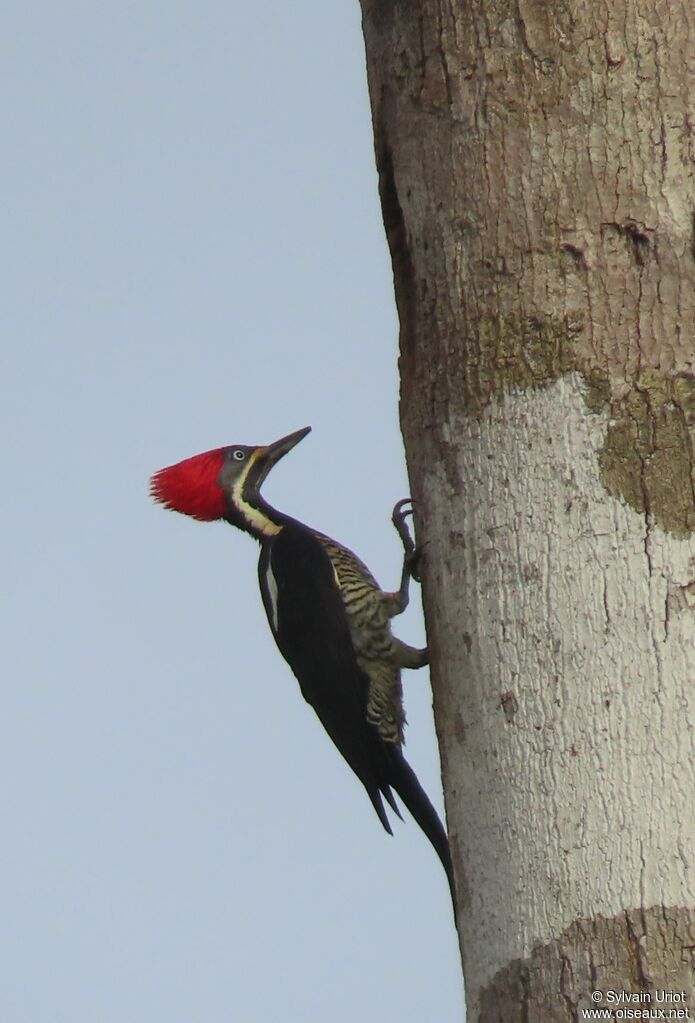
left=314, top=533, right=406, bottom=744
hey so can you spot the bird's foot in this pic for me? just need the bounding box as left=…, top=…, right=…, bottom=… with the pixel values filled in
left=392, top=498, right=415, bottom=552
left=392, top=498, right=424, bottom=583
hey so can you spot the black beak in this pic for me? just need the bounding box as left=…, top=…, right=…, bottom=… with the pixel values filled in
left=264, top=426, right=311, bottom=467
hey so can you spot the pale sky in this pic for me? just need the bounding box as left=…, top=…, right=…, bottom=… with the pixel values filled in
left=2, top=3, right=464, bottom=1019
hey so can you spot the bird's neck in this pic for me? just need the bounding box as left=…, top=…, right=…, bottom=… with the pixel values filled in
left=225, top=493, right=293, bottom=541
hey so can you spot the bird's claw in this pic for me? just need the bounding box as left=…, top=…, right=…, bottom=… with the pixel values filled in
left=406, top=546, right=424, bottom=584
left=392, top=498, right=415, bottom=551
left=392, top=497, right=414, bottom=521
left=392, top=498, right=424, bottom=583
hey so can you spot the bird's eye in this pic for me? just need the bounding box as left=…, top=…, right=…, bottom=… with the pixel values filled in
left=232, top=449, right=246, bottom=461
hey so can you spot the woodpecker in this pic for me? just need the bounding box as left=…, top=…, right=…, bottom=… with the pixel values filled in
left=150, top=427, right=455, bottom=910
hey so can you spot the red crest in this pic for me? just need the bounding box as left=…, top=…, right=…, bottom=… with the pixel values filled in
left=150, top=448, right=227, bottom=521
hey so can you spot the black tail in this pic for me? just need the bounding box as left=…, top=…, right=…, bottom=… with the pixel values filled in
left=386, top=748, right=457, bottom=917
left=366, top=786, right=394, bottom=835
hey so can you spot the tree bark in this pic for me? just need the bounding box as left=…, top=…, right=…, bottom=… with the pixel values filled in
left=360, top=1, right=695, bottom=1018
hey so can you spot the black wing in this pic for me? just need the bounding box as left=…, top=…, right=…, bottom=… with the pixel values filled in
left=258, top=522, right=456, bottom=912
left=258, top=523, right=395, bottom=832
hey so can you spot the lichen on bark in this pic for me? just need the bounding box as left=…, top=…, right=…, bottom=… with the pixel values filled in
left=478, top=906, right=695, bottom=1023
left=457, top=312, right=585, bottom=417
left=456, top=311, right=695, bottom=537
left=597, top=371, right=695, bottom=537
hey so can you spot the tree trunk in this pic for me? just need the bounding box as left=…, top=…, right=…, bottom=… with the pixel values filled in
left=360, top=1, right=695, bottom=1018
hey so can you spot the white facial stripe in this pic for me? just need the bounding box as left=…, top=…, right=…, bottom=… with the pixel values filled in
left=264, top=558, right=279, bottom=632
left=230, top=450, right=281, bottom=537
